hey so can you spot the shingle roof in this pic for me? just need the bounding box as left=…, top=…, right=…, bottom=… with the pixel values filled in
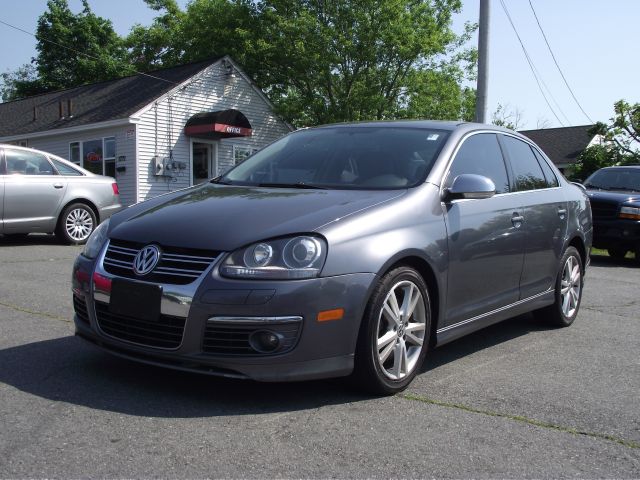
left=519, top=124, right=596, bottom=166
left=0, top=59, right=218, bottom=138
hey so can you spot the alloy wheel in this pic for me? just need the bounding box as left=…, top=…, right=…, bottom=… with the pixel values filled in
left=65, top=208, right=94, bottom=242
left=375, top=280, right=427, bottom=380
left=560, top=255, right=581, bottom=318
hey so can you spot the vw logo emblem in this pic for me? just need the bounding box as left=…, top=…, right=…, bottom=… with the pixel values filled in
left=133, top=245, right=161, bottom=276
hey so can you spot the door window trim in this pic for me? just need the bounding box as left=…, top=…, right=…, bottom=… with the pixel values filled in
left=440, top=130, right=514, bottom=200
left=497, top=132, right=561, bottom=192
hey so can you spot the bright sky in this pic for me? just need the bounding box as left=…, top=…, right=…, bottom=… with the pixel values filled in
left=0, top=0, right=637, bottom=130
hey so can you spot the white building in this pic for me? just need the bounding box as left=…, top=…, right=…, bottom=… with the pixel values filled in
left=0, top=56, right=292, bottom=206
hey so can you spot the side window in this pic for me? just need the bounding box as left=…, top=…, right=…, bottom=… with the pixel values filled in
left=501, top=136, right=547, bottom=191
left=446, top=133, right=510, bottom=194
left=51, top=158, right=83, bottom=176
left=532, top=148, right=559, bottom=187
left=5, top=149, right=55, bottom=175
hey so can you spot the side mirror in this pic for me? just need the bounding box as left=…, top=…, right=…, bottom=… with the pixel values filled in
left=444, top=174, right=496, bottom=201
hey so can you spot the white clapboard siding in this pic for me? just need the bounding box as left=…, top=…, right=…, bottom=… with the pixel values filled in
left=25, top=125, right=138, bottom=208
left=136, top=60, right=291, bottom=202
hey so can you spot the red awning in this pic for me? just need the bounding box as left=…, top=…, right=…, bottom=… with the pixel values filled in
left=184, top=109, right=252, bottom=139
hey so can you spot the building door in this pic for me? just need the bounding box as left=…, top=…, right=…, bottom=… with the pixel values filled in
left=192, top=142, right=217, bottom=185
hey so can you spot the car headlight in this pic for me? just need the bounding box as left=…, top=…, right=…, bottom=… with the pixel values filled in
left=82, top=219, right=110, bottom=259
left=220, top=235, right=327, bottom=279
left=620, top=205, right=640, bottom=220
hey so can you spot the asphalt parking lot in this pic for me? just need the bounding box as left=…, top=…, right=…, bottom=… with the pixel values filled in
left=0, top=234, right=638, bottom=478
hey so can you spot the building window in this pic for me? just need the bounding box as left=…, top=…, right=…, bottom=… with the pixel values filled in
left=69, top=137, right=116, bottom=175
left=70, top=142, right=80, bottom=165
left=233, top=145, right=255, bottom=166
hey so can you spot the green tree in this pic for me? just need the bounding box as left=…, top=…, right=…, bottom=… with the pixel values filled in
left=491, top=103, right=524, bottom=130
left=126, top=0, right=186, bottom=70
left=3, top=0, right=132, bottom=100
left=591, top=100, right=640, bottom=160
left=572, top=100, right=639, bottom=180
left=0, top=64, right=42, bottom=102
left=253, top=0, right=474, bottom=126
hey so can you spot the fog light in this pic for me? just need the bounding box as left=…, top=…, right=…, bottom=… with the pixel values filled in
left=249, top=330, right=283, bottom=353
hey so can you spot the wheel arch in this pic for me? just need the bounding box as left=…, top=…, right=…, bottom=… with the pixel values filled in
left=58, top=198, right=100, bottom=226
left=374, top=250, right=442, bottom=348
left=567, top=235, right=587, bottom=272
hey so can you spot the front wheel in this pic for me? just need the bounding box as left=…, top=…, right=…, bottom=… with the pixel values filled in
left=353, top=266, right=431, bottom=395
left=535, top=246, right=583, bottom=327
left=56, top=203, right=96, bottom=245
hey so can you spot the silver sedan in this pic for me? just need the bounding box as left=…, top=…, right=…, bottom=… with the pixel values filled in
left=0, top=144, right=122, bottom=244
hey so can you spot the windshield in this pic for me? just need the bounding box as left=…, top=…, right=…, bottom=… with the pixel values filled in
left=584, top=168, right=640, bottom=192
left=219, top=126, right=450, bottom=189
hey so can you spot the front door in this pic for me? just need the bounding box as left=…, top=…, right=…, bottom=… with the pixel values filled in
left=192, top=142, right=217, bottom=185
left=442, top=133, right=525, bottom=326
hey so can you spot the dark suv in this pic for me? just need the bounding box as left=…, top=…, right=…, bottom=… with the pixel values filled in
left=584, top=166, right=640, bottom=262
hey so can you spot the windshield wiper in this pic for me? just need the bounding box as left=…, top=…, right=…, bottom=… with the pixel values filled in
left=257, top=182, right=329, bottom=190
left=210, top=177, right=233, bottom=185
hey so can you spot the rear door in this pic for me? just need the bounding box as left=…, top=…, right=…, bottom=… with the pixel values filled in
left=499, top=134, right=568, bottom=299
left=442, top=132, right=526, bottom=326
left=3, top=147, right=68, bottom=233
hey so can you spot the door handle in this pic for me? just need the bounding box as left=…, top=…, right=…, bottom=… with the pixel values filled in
left=557, top=208, right=567, bottom=219
left=53, top=183, right=64, bottom=189
left=511, top=214, right=524, bottom=228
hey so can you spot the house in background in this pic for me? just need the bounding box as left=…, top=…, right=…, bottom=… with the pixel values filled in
left=520, top=124, right=598, bottom=177
left=0, top=56, right=292, bottom=207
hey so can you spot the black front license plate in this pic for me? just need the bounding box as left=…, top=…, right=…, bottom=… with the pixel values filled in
left=109, top=279, right=162, bottom=321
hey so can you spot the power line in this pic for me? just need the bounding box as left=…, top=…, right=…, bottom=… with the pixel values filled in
left=498, top=0, right=566, bottom=127
left=528, top=0, right=594, bottom=123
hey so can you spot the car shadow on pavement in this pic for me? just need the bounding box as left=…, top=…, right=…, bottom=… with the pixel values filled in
left=0, top=314, right=552, bottom=418
left=0, top=335, right=371, bottom=417
left=0, top=233, right=66, bottom=246
left=422, top=313, right=554, bottom=373
left=589, top=254, right=638, bottom=269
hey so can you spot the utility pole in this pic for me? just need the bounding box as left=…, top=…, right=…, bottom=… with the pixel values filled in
left=475, top=0, right=490, bottom=123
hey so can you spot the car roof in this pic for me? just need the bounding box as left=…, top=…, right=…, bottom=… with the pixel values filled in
left=309, top=119, right=524, bottom=136
left=0, top=143, right=94, bottom=176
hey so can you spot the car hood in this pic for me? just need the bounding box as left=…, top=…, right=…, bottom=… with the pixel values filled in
left=586, top=189, right=640, bottom=204
left=109, top=183, right=406, bottom=251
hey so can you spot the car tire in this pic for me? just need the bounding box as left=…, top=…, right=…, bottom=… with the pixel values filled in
left=607, top=247, right=627, bottom=260
left=353, top=266, right=431, bottom=395
left=535, top=246, right=583, bottom=327
left=634, top=246, right=640, bottom=266
left=56, top=203, right=96, bottom=245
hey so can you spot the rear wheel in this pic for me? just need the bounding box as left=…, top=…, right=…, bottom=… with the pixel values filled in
left=607, top=247, right=627, bottom=260
left=353, top=266, right=431, bottom=395
left=535, top=246, right=583, bottom=327
left=56, top=203, right=96, bottom=245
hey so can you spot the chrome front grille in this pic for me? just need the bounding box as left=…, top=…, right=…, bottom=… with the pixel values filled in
left=589, top=199, right=619, bottom=220
left=103, top=240, right=219, bottom=285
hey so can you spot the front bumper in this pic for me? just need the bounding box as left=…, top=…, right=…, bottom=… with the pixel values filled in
left=72, top=250, right=377, bottom=382
left=592, top=218, right=640, bottom=250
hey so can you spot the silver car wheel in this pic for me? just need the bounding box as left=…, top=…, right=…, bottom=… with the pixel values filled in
left=560, top=255, right=581, bottom=318
left=376, top=280, right=427, bottom=380
left=65, top=208, right=94, bottom=242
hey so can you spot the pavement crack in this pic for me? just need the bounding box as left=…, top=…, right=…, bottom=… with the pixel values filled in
left=0, top=301, right=70, bottom=323
left=399, top=392, right=640, bottom=450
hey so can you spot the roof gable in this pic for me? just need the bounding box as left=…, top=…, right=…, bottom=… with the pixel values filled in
left=519, top=124, right=596, bottom=166
left=0, top=59, right=219, bottom=138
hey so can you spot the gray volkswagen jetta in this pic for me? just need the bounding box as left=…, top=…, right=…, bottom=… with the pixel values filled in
left=72, top=121, right=592, bottom=393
